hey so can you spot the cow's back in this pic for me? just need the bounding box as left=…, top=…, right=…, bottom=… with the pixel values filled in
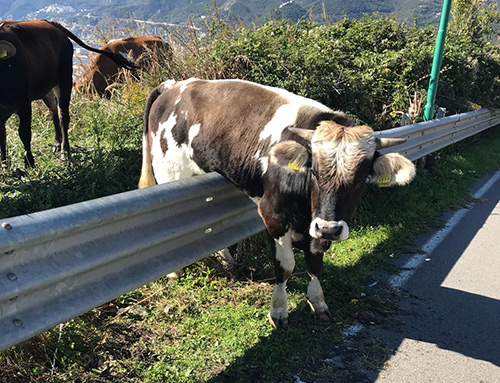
left=76, top=36, right=171, bottom=96
left=0, top=20, right=73, bottom=102
left=113, top=36, right=171, bottom=64
left=145, top=78, right=337, bottom=197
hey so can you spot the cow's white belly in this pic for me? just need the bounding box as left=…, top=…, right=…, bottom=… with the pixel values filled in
left=151, top=115, right=205, bottom=184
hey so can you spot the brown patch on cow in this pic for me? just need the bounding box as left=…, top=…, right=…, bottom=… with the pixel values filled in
left=172, top=79, right=290, bottom=175
left=160, top=129, right=169, bottom=155
left=189, top=80, right=288, bottom=139
left=149, top=87, right=181, bottom=136
left=258, top=200, right=289, bottom=239
left=312, top=121, right=376, bottom=188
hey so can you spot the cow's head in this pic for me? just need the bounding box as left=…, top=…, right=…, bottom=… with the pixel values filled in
left=0, top=40, right=16, bottom=60
left=273, top=121, right=415, bottom=241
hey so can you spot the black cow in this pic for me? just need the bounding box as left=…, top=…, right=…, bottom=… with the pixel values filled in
left=139, top=78, right=416, bottom=327
left=0, top=19, right=137, bottom=168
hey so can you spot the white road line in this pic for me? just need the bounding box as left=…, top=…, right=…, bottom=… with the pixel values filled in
left=389, top=171, right=500, bottom=288
left=343, top=171, right=500, bottom=338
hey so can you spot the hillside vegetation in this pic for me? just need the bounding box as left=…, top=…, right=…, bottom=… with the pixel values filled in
left=1, top=4, right=500, bottom=382
left=0, top=0, right=443, bottom=25
left=2, top=9, right=500, bottom=217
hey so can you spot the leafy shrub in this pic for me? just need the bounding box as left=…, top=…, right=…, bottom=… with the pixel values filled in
left=162, top=13, right=500, bottom=129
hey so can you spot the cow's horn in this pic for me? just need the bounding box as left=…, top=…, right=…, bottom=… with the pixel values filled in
left=375, top=137, right=406, bottom=150
left=288, top=127, right=314, bottom=141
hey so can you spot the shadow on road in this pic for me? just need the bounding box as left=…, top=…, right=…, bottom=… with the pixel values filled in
left=382, top=180, right=500, bottom=368
left=204, top=175, right=500, bottom=383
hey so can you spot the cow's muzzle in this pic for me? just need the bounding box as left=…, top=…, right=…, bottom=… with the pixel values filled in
left=309, top=218, right=349, bottom=241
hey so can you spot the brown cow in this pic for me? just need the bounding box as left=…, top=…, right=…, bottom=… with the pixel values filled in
left=75, top=36, right=171, bottom=97
left=0, top=19, right=137, bottom=168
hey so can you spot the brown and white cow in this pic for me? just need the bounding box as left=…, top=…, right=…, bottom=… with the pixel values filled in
left=139, top=78, right=416, bottom=327
left=0, top=19, right=137, bottom=168
left=75, top=36, right=171, bottom=97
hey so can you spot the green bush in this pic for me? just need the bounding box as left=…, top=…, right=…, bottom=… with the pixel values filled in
left=164, top=14, right=500, bottom=129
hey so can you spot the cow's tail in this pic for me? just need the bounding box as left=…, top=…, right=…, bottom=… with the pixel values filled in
left=46, top=20, right=139, bottom=71
left=138, top=85, right=164, bottom=189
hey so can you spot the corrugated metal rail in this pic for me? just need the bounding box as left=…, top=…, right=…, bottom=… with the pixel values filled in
left=1, top=108, right=499, bottom=350
left=376, top=108, right=500, bottom=159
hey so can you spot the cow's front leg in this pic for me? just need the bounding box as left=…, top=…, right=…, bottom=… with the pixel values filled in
left=268, top=229, right=295, bottom=328
left=305, top=239, right=332, bottom=321
left=0, top=114, right=9, bottom=169
left=18, top=103, right=34, bottom=168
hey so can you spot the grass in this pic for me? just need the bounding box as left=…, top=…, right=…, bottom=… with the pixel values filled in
left=1, top=95, right=500, bottom=382
left=0, top=94, right=145, bottom=219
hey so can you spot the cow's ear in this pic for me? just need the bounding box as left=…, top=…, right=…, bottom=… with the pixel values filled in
left=269, top=141, right=310, bottom=172
left=369, top=152, right=416, bottom=187
left=0, top=40, right=16, bottom=59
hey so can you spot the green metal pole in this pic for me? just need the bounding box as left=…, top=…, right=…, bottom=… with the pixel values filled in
left=423, top=0, right=452, bottom=121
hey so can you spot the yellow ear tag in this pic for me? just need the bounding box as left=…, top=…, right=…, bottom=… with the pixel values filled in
left=0, top=50, right=7, bottom=59
left=288, top=160, right=302, bottom=171
left=377, top=174, right=392, bottom=187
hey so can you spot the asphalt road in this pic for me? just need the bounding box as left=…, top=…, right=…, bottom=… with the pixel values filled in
left=369, top=171, right=500, bottom=383
left=292, top=172, right=500, bottom=383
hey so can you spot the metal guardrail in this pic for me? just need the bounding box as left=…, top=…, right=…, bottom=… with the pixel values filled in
left=376, top=108, right=500, bottom=160
left=1, top=108, right=499, bottom=351
left=0, top=173, right=264, bottom=350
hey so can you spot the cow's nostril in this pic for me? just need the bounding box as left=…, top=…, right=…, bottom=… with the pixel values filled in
left=333, top=225, right=343, bottom=238
left=315, top=222, right=321, bottom=232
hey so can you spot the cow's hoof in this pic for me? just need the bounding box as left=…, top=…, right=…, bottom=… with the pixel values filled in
left=307, top=299, right=332, bottom=322
left=24, top=156, right=35, bottom=168
left=53, top=144, right=62, bottom=153
left=316, top=308, right=332, bottom=322
left=61, top=151, right=71, bottom=162
left=12, top=168, right=26, bottom=179
left=267, top=312, right=288, bottom=328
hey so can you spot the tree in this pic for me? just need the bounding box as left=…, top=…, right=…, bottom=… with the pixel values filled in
left=450, top=0, right=500, bottom=42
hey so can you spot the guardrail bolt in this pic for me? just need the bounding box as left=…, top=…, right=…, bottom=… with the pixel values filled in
left=12, top=319, right=22, bottom=326
left=2, top=222, right=12, bottom=230
left=7, top=273, right=17, bottom=281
